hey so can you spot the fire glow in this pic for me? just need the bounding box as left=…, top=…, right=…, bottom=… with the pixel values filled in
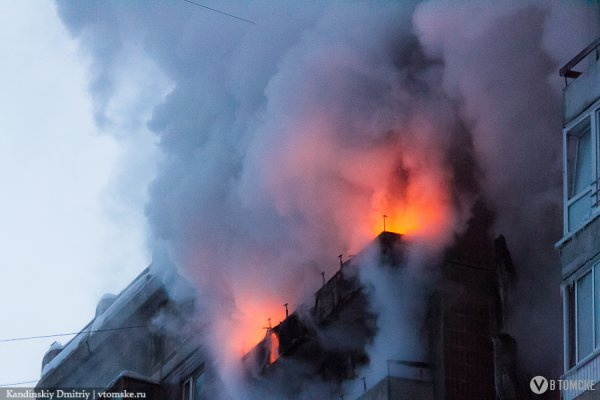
left=222, top=155, right=454, bottom=363
left=268, top=331, right=280, bottom=364
left=227, top=185, right=451, bottom=360
left=369, top=177, right=450, bottom=238
left=230, top=296, right=286, bottom=358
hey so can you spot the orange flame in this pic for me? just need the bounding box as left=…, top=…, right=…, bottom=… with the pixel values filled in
left=219, top=165, right=451, bottom=364
left=369, top=175, right=449, bottom=238
left=228, top=295, right=286, bottom=357
left=268, top=331, right=280, bottom=364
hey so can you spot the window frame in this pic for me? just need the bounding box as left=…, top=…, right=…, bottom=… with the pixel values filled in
left=182, top=368, right=205, bottom=400
left=565, top=261, right=600, bottom=370
left=563, top=106, right=599, bottom=236
left=576, top=270, right=594, bottom=361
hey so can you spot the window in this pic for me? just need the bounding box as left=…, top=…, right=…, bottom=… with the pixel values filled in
left=183, top=379, right=191, bottom=400
left=565, top=115, right=596, bottom=234
left=577, top=271, right=593, bottom=360
left=567, top=284, right=576, bottom=368
left=567, top=118, right=593, bottom=197
left=182, top=369, right=205, bottom=400
left=566, top=262, right=600, bottom=368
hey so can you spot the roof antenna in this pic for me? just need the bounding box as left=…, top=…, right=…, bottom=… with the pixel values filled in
left=320, top=272, right=325, bottom=286
left=383, top=215, right=387, bottom=232
left=338, top=254, right=343, bottom=268
left=283, top=303, right=289, bottom=318
left=262, top=318, right=272, bottom=334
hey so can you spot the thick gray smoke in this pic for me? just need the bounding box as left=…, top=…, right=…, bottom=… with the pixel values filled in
left=55, top=0, right=597, bottom=397
left=414, top=0, right=598, bottom=380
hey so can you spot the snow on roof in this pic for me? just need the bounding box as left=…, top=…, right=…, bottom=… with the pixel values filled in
left=48, top=341, right=64, bottom=351
left=40, top=324, right=91, bottom=377
left=40, top=267, right=163, bottom=381
left=102, top=370, right=160, bottom=391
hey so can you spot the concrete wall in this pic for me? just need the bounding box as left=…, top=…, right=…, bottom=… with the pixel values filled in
left=560, top=218, right=600, bottom=279
left=564, top=57, right=600, bottom=124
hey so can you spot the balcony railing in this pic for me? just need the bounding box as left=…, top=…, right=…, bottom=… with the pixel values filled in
left=562, top=351, right=600, bottom=400
left=560, top=37, right=600, bottom=85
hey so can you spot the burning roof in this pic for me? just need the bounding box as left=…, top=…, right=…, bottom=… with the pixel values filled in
left=241, top=233, right=404, bottom=385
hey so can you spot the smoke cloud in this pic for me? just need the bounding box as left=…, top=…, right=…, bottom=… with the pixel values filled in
left=55, top=0, right=597, bottom=397
left=414, top=0, right=598, bottom=380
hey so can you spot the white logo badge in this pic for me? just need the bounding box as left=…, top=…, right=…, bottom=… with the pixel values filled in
left=530, top=376, right=549, bottom=394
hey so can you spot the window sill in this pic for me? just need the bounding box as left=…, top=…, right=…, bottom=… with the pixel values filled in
left=563, top=346, right=600, bottom=378
left=556, top=211, right=600, bottom=248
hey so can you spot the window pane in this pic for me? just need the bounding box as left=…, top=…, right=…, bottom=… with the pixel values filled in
left=567, top=117, right=592, bottom=198
left=183, top=380, right=191, bottom=400
left=596, top=266, right=600, bottom=348
left=568, top=284, right=576, bottom=368
left=568, top=194, right=593, bottom=232
left=578, top=272, right=594, bottom=361
left=193, top=373, right=205, bottom=399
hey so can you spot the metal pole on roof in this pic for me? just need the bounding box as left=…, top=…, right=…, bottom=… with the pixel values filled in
left=262, top=318, right=272, bottom=334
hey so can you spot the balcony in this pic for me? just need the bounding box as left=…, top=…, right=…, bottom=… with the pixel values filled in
left=562, top=351, right=600, bottom=400
left=561, top=37, right=600, bottom=123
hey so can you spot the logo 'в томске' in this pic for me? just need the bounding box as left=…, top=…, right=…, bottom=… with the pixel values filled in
left=530, top=376, right=549, bottom=394
left=530, top=375, right=596, bottom=394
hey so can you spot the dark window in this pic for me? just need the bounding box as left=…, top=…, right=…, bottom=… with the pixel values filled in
left=182, top=379, right=191, bottom=400
left=568, top=283, right=576, bottom=368
left=577, top=271, right=593, bottom=361
left=182, top=369, right=205, bottom=400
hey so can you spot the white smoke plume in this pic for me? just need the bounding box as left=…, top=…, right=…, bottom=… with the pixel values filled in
left=54, top=0, right=597, bottom=397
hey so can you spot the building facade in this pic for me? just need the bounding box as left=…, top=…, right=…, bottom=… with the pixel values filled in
left=35, top=209, right=518, bottom=400
left=558, top=33, right=600, bottom=400
left=35, top=267, right=213, bottom=399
